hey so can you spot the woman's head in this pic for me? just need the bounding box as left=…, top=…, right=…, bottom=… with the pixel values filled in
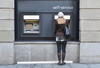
left=57, top=12, right=66, bottom=24
left=58, top=12, right=64, bottom=18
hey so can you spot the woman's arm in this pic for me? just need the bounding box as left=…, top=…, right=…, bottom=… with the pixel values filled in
left=54, top=20, right=57, bottom=34
left=65, top=20, right=70, bottom=27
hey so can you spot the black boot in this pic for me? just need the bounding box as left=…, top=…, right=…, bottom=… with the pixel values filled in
left=62, top=53, right=66, bottom=65
left=57, top=53, right=62, bottom=65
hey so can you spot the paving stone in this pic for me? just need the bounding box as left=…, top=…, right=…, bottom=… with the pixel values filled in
left=16, top=64, right=30, bottom=68
left=53, top=63, right=71, bottom=68
left=0, top=65, right=16, bottom=68
left=70, top=64, right=89, bottom=68
left=0, top=64, right=100, bottom=68
left=89, top=64, right=100, bottom=68
left=31, top=64, right=43, bottom=68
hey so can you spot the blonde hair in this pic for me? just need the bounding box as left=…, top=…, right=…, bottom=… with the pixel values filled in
left=57, top=17, right=66, bottom=24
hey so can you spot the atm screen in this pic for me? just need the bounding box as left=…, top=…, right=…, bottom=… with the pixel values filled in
left=23, top=15, right=40, bottom=34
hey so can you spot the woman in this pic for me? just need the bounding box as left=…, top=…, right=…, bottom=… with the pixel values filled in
left=55, top=12, right=68, bottom=65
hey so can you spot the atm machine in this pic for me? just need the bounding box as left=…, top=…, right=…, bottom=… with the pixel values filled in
left=15, top=0, right=79, bottom=41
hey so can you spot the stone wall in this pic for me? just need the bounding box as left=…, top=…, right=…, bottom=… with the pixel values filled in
left=80, top=0, right=100, bottom=63
left=15, top=42, right=79, bottom=63
left=0, top=0, right=15, bottom=64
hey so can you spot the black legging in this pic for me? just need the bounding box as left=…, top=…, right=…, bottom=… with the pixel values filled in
left=56, top=41, right=67, bottom=53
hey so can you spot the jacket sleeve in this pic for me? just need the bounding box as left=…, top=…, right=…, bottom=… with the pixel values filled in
left=65, top=20, right=70, bottom=27
left=54, top=20, right=57, bottom=35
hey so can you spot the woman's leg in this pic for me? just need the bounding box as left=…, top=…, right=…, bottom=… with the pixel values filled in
left=56, top=41, right=62, bottom=64
left=61, top=41, right=67, bottom=64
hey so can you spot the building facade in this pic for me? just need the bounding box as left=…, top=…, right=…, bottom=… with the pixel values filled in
left=0, top=0, right=100, bottom=64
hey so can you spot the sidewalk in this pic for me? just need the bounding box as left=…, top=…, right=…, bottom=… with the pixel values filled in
left=0, top=63, right=100, bottom=68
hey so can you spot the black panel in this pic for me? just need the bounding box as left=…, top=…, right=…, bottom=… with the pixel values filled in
left=15, top=0, right=79, bottom=41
